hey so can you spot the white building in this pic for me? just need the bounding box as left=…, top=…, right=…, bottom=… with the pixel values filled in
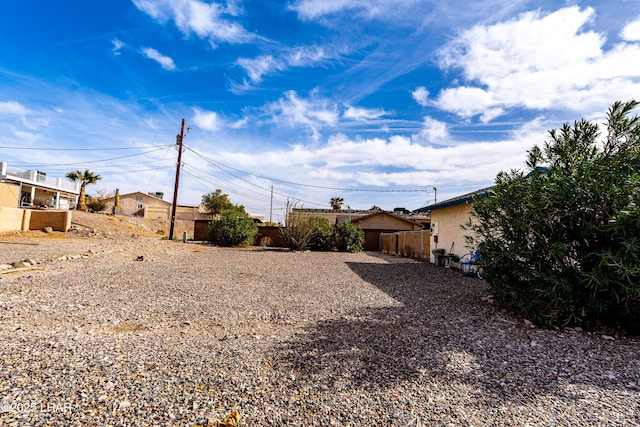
left=0, top=162, right=80, bottom=209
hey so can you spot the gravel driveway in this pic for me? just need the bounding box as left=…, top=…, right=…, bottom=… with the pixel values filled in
left=1, top=237, right=639, bottom=426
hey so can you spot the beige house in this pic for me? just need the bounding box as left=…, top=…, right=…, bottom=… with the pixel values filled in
left=413, top=187, right=492, bottom=263
left=101, top=191, right=213, bottom=221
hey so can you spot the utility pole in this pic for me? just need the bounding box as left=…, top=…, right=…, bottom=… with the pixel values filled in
left=434, top=186, right=437, bottom=204
left=169, top=118, right=185, bottom=241
left=269, top=185, right=273, bottom=225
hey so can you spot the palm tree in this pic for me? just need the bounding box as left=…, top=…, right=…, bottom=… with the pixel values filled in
left=66, top=169, right=102, bottom=211
left=370, top=205, right=382, bottom=211
left=330, top=197, right=344, bottom=210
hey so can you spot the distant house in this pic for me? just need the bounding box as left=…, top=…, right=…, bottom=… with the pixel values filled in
left=0, top=162, right=80, bottom=209
left=292, top=207, right=376, bottom=225
left=100, top=191, right=213, bottom=221
left=413, top=187, right=492, bottom=263
left=294, top=208, right=423, bottom=251
left=350, top=211, right=423, bottom=251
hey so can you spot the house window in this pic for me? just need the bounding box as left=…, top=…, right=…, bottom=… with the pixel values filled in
left=138, top=204, right=143, bottom=209
left=378, top=215, right=385, bottom=222
left=135, top=196, right=142, bottom=201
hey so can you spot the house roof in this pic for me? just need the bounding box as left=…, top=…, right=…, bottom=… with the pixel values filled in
left=351, top=211, right=424, bottom=228
left=103, top=191, right=171, bottom=205
left=412, top=186, right=493, bottom=213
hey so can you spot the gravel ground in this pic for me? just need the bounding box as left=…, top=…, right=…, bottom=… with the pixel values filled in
left=0, top=234, right=639, bottom=426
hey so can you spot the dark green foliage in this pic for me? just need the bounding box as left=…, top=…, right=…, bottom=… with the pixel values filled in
left=468, top=101, right=640, bottom=332
left=307, top=217, right=335, bottom=251
left=201, top=189, right=232, bottom=216
left=335, top=221, right=364, bottom=253
left=208, top=205, right=258, bottom=247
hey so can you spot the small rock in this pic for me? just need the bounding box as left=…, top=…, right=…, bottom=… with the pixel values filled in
left=0, top=264, right=12, bottom=270
left=43, top=227, right=54, bottom=233
left=12, top=261, right=29, bottom=268
left=602, top=334, right=615, bottom=340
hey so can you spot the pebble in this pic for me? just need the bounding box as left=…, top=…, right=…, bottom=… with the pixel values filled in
left=0, top=235, right=639, bottom=425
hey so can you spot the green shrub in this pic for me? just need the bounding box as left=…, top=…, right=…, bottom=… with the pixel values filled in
left=308, top=217, right=335, bottom=251
left=335, top=222, right=364, bottom=252
left=208, top=205, right=258, bottom=247
left=467, top=101, right=640, bottom=333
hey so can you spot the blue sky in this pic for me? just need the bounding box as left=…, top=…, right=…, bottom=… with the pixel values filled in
left=1, top=1, right=640, bottom=222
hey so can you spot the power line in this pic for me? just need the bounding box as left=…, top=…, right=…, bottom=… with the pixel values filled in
left=183, top=145, right=430, bottom=193
left=0, top=144, right=171, bottom=151
left=5, top=146, right=173, bottom=167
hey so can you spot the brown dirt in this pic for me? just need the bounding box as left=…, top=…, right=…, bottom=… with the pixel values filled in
left=0, top=211, right=196, bottom=240
left=69, top=211, right=195, bottom=238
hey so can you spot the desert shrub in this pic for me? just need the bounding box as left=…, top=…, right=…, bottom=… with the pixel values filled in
left=259, top=236, right=272, bottom=247
left=86, top=197, right=106, bottom=212
left=280, top=208, right=315, bottom=251
left=335, top=221, right=364, bottom=253
left=468, top=101, right=640, bottom=333
left=307, top=216, right=335, bottom=251
left=208, top=205, right=258, bottom=247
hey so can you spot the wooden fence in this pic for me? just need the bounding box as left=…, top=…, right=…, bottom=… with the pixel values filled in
left=380, top=230, right=431, bottom=260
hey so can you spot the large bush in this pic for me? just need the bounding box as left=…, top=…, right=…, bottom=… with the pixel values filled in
left=335, top=221, right=364, bottom=253
left=468, top=101, right=640, bottom=332
left=307, top=217, right=335, bottom=251
left=208, top=205, right=258, bottom=247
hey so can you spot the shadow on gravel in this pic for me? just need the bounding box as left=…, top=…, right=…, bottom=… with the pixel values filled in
left=273, top=257, right=640, bottom=410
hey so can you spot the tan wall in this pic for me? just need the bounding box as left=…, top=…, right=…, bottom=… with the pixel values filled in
left=145, top=205, right=170, bottom=219
left=429, top=202, right=475, bottom=263
left=0, top=182, right=20, bottom=208
left=0, top=206, right=28, bottom=232
left=0, top=208, right=70, bottom=232
left=29, top=210, right=72, bottom=232
left=176, top=206, right=211, bottom=221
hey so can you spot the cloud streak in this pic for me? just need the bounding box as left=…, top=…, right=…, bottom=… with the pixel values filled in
left=141, top=47, right=177, bottom=70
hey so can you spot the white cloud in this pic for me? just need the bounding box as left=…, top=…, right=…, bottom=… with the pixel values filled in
left=265, top=91, right=338, bottom=135
left=0, top=101, right=31, bottom=116
left=290, top=0, right=421, bottom=21
left=435, top=6, right=640, bottom=120
left=132, top=0, right=253, bottom=46
left=141, top=47, right=176, bottom=71
left=621, top=17, right=640, bottom=41
left=192, top=108, right=222, bottom=131
left=237, top=55, right=283, bottom=83
left=413, top=117, right=448, bottom=143
left=343, top=106, right=387, bottom=121
left=286, top=46, right=327, bottom=66
left=111, top=38, right=125, bottom=55
left=412, top=86, right=429, bottom=107
left=236, top=46, right=328, bottom=85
